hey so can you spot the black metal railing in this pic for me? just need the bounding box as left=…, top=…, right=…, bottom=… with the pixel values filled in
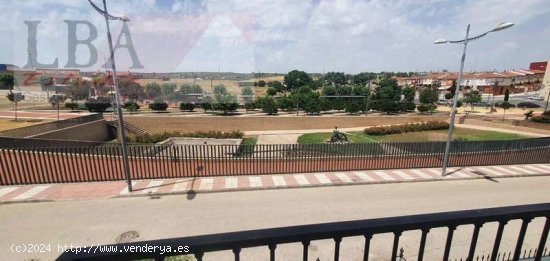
left=1, top=137, right=550, bottom=185
left=56, top=203, right=550, bottom=261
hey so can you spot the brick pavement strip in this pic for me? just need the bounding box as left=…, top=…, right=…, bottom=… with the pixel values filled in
left=0, top=163, right=549, bottom=203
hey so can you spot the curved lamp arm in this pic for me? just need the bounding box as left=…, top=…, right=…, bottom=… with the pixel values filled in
left=88, top=0, right=129, bottom=21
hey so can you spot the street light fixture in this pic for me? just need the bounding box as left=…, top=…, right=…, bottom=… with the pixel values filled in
left=435, top=22, right=514, bottom=177
left=88, top=0, right=133, bottom=191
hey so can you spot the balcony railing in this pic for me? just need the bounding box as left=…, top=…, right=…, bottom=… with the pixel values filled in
left=56, top=203, right=550, bottom=261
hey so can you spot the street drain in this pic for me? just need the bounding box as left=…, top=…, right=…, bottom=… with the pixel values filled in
left=116, top=231, right=139, bottom=243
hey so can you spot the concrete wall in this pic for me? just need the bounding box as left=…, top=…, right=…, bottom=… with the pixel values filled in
left=30, top=120, right=109, bottom=141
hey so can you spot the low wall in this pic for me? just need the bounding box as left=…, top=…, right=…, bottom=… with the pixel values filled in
left=0, top=114, right=103, bottom=138
left=29, top=120, right=110, bottom=142
left=127, top=115, right=448, bottom=133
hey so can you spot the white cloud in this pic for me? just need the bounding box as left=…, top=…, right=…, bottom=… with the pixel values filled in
left=1, top=0, right=549, bottom=73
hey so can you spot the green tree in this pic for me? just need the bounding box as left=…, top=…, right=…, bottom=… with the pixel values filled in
left=6, top=91, right=24, bottom=121
left=276, top=95, right=294, bottom=111
left=270, top=81, right=284, bottom=93
left=266, top=87, right=277, bottom=96
left=0, top=73, right=15, bottom=90
left=373, top=78, right=402, bottom=114
left=92, top=76, right=107, bottom=97
left=462, top=90, right=482, bottom=110
left=256, top=96, right=278, bottom=115
left=241, top=86, right=254, bottom=105
left=352, top=72, right=376, bottom=86
left=418, top=88, right=439, bottom=115
left=504, top=88, right=510, bottom=102
left=402, top=87, right=415, bottom=102
left=144, top=82, right=162, bottom=100
left=322, top=72, right=346, bottom=86
left=213, top=84, right=237, bottom=114
left=66, top=78, right=91, bottom=101
left=258, top=80, right=266, bottom=87
left=419, top=88, right=438, bottom=104
left=161, top=83, right=177, bottom=104
left=37, top=74, right=54, bottom=92
left=284, top=70, right=312, bottom=91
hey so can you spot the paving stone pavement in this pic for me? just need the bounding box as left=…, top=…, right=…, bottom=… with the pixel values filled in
left=1, top=163, right=549, bottom=203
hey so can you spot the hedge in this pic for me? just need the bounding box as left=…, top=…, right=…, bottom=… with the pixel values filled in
left=131, top=130, right=245, bottom=143
left=365, top=121, right=449, bottom=135
left=149, top=101, right=168, bottom=111
left=64, top=102, right=78, bottom=111
left=179, top=102, right=195, bottom=112
left=85, top=98, right=111, bottom=112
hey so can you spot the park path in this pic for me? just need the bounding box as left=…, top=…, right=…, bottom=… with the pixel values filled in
left=455, top=123, right=550, bottom=137
left=256, top=134, right=300, bottom=144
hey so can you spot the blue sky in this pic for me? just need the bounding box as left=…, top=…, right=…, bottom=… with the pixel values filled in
left=1, top=0, right=549, bottom=73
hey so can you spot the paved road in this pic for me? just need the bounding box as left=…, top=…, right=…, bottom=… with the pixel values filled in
left=1, top=176, right=549, bottom=260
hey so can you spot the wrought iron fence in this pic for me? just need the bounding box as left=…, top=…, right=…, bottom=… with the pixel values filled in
left=1, top=138, right=550, bottom=185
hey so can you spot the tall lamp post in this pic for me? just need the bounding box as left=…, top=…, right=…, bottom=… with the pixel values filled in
left=434, top=22, right=514, bottom=176
left=88, top=0, right=133, bottom=191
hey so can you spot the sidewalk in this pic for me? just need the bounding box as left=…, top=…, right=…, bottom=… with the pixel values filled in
left=1, top=163, right=549, bottom=204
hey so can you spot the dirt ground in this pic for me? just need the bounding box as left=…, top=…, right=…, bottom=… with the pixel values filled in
left=126, top=115, right=448, bottom=133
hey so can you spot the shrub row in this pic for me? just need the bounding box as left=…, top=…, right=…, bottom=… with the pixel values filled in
left=131, top=130, right=244, bottom=143
left=531, top=111, right=550, bottom=124
left=364, top=121, right=449, bottom=135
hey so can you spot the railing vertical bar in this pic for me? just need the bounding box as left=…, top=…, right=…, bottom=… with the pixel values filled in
left=233, top=248, right=241, bottom=261
left=269, top=244, right=276, bottom=261
left=334, top=237, right=342, bottom=261
left=391, top=231, right=402, bottom=261
left=490, top=220, right=508, bottom=261
left=513, top=218, right=532, bottom=261
left=302, top=240, right=310, bottom=261
left=443, top=226, right=457, bottom=261
left=467, top=223, right=483, bottom=261
left=363, top=234, right=372, bottom=261
left=418, top=228, right=430, bottom=261
left=534, top=217, right=549, bottom=261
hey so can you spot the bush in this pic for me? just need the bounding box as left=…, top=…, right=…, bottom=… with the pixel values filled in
left=524, top=110, right=534, bottom=120
left=517, top=102, right=541, bottom=108
left=123, top=101, right=140, bottom=110
left=531, top=116, right=550, bottom=123
left=179, top=102, right=195, bottom=112
left=400, top=101, right=416, bottom=112
left=64, top=102, right=78, bottom=111
left=417, top=103, right=436, bottom=114
left=542, top=110, right=550, bottom=116
left=212, top=102, right=238, bottom=114
left=131, top=130, right=244, bottom=143
left=244, top=102, right=256, bottom=111
left=365, top=121, right=449, bottom=135
left=201, top=102, right=211, bottom=112
left=85, top=98, right=111, bottom=112
left=149, top=101, right=168, bottom=111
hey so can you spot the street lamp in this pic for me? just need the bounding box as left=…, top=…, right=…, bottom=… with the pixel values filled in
left=88, top=0, right=133, bottom=191
left=435, top=22, right=514, bottom=177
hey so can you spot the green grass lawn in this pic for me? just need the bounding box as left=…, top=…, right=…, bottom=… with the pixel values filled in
left=297, top=128, right=532, bottom=144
